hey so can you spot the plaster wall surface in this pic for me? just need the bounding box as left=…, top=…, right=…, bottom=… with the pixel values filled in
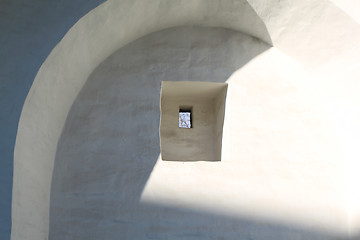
left=160, top=81, right=227, bottom=161
left=214, top=87, right=228, bottom=161
left=247, top=0, right=360, bottom=70
left=7, top=0, right=360, bottom=239
left=330, top=0, right=360, bottom=23
left=50, top=27, right=345, bottom=240
left=12, top=2, right=271, bottom=238
left=0, top=1, right=105, bottom=238
left=161, top=98, right=216, bottom=161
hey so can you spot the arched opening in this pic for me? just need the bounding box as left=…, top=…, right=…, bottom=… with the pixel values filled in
left=12, top=1, right=273, bottom=238
left=48, top=26, right=344, bottom=239
left=13, top=0, right=360, bottom=239
left=49, top=26, right=271, bottom=239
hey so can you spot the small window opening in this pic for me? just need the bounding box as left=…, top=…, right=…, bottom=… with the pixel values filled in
left=179, top=107, right=192, bottom=128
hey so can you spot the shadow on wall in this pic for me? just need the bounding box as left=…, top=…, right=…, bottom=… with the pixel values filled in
left=0, top=0, right=105, bottom=239
left=48, top=26, right=343, bottom=239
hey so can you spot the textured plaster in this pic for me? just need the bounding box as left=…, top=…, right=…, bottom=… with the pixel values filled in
left=160, top=81, right=227, bottom=161
left=50, top=27, right=345, bottom=240
left=7, top=0, right=360, bottom=239
left=0, top=1, right=106, bottom=239
left=12, top=2, right=271, bottom=237
left=48, top=27, right=286, bottom=240
left=142, top=46, right=347, bottom=238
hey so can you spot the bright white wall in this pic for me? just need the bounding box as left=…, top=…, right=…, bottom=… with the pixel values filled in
left=12, top=0, right=360, bottom=239
left=49, top=27, right=274, bottom=239
left=50, top=26, right=346, bottom=239
left=142, top=48, right=346, bottom=237
left=330, top=0, right=360, bottom=23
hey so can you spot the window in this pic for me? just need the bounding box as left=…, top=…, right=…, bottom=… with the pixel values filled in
left=179, top=107, right=192, bottom=128
left=160, top=81, right=228, bottom=161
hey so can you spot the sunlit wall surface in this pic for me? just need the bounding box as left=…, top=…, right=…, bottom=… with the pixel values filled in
left=50, top=27, right=345, bottom=240
left=9, top=0, right=360, bottom=239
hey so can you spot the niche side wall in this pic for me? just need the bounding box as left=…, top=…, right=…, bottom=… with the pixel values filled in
left=160, top=81, right=227, bottom=161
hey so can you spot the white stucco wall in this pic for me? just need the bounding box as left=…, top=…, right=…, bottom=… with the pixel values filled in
left=49, top=26, right=275, bottom=239
left=12, top=0, right=360, bottom=239
left=160, top=81, right=227, bottom=161
left=12, top=1, right=271, bottom=239
left=49, top=26, right=345, bottom=240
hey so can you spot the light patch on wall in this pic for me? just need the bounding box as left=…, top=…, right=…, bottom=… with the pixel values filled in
left=142, top=49, right=348, bottom=236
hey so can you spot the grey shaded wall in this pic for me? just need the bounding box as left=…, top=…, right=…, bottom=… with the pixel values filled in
left=0, top=1, right=104, bottom=239
left=50, top=26, right=343, bottom=240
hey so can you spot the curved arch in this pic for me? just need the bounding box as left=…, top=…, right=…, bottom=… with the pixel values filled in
left=12, top=1, right=272, bottom=239
left=46, top=25, right=350, bottom=239
left=12, top=0, right=360, bottom=239
left=49, top=26, right=271, bottom=239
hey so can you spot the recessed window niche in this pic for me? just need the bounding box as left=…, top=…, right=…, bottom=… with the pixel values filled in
left=160, top=81, right=228, bottom=161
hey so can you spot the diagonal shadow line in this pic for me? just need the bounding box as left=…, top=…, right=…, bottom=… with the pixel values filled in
left=47, top=26, right=344, bottom=240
